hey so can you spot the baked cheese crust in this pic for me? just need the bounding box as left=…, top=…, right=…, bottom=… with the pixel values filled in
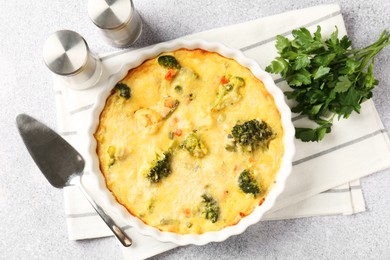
left=94, top=49, right=284, bottom=234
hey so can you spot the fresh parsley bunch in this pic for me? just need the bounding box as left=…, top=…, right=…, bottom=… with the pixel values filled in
left=266, top=26, right=389, bottom=142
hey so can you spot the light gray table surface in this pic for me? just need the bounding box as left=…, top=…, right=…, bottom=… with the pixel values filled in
left=1, top=0, right=389, bottom=259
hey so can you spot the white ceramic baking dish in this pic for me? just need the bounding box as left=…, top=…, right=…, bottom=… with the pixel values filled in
left=85, top=39, right=295, bottom=246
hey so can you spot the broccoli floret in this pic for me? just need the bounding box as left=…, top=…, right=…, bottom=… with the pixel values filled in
left=114, top=83, right=131, bottom=99
left=228, top=119, right=275, bottom=152
left=229, top=76, right=245, bottom=88
left=238, top=170, right=260, bottom=195
left=213, top=76, right=245, bottom=110
left=158, top=55, right=181, bottom=69
left=146, top=152, right=171, bottom=183
left=181, top=131, right=208, bottom=157
left=201, top=194, right=220, bottom=223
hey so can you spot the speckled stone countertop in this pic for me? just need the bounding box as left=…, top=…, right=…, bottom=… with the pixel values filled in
left=1, top=1, right=389, bottom=259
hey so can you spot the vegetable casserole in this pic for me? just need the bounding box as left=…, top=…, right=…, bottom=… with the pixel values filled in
left=94, top=49, right=284, bottom=234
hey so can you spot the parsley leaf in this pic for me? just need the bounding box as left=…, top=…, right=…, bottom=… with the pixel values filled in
left=275, top=35, right=291, bottom=53
left=334, top=75, right=352, bottom=93
left=287, top=69, right=311, bottom=86
left=313, top=66, right=330, bottom=80
left=266, top=26, right=390, bottom=141
left=265, top=57, right=289, bottom=75
left=293, top=54, right=311, bottom=70
left=295, top=124, right=331, bottom=142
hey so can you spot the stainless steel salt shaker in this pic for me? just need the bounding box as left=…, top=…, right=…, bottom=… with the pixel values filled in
left=88, top=0, right=142, bottom=48
left=43, top=30, right=102, bottom=90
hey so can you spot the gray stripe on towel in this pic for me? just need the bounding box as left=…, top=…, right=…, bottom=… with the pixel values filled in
left=67, top=212, right=97, bottom=218
left=292, top=115, right=306, bottom=122
left=240, top=10, right=342, bottom=51
left=293, top=129, right=387, bottom=166
left=274, top=78, right=285, bottom=84
left=322, top=185, right=362, bottom=194
left=59, top=131, right=77, bottom=136
left=69, top=104, right=94, bottom=115
left=100, top=48, right=136, bottom=61
left=66, top=212, right=132, bottom=231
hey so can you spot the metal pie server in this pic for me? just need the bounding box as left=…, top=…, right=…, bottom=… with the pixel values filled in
left=16, top=114, right=132, bottom=247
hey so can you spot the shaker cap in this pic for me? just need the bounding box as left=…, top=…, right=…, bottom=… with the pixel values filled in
left=43, top=30, right=89, bottom=76
left=88, top=0, right=132, bottom=30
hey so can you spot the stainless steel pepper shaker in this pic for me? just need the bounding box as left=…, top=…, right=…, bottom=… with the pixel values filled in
left=88, top=0, right=142, bottom=48
left=43, top=30, right=102, bottom=90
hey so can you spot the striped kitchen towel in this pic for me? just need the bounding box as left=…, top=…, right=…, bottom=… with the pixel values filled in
left=52, top=4, right=390, bottom=259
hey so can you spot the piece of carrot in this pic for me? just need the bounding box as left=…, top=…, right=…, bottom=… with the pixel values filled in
left=173, top=128, right=182, bottom=136
left=165, top=68, right=177, bottom=81
left=183, top=208, right=191, bottom=216
left=220, top=76, right=229, bottom=84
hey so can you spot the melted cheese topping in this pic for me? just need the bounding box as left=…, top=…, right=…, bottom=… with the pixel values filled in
left=95, top=49, right=284, bottom=234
